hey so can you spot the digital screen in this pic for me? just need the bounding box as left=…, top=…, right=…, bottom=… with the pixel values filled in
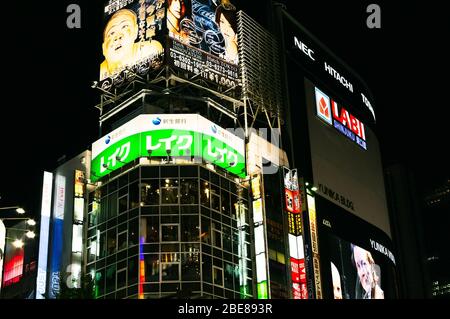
left=329, top=235, right=384, bottom=299
left=167, top=0, right=239, bottom=89
left=99, top=0, right=165, bottom=86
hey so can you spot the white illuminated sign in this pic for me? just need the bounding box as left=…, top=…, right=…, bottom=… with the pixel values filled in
left=36, top=171, right=53, bottom=299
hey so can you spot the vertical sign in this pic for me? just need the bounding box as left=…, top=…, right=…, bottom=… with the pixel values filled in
left=307, top=194, right=322, bottom=299
left=49, top=174, right=66, bottom=299
left=284, top=167, right=308, bottom=299
left=36, top=171, right=53, bottom=299
left=0, top=220, right=6, bottom=291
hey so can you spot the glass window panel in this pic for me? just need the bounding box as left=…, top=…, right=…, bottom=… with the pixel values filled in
left=202, top=254, right=212, bottom=283
left=201, top=217, right=211, bottom=244
left=128, top=257, right=138, bottom=285
left=95, top=268, right=105, bottom=297
left=180, top=179, right=198, bottom=204
left=221, top=191, right=230, bottom=215
left=117, top=268, right=127, bottom=289
left=108, top=192, right=118, bottom=219
left=161, top=263, right=180, bottom=281
left=144, top=254, right=159, bottom=282
left=200, top=180, right=210, bottom=207
left=161, top=224, right=179, bottom=242
left=117, top=231, right=127, bottom=251
left=222, top=225, right=232, bottom=253
left=119, top=195, right=128, bottom=214
left=105, top=265, right=116, bottom=293
left=161, top=190, right=178, bottom=205
left=181, top=252, right=200, bottom=281
left=141, top=216, right=159, bottom=243
left=107, top=228, right=117, bottom=256
left=129, top=182, right=140, bottom=209
left=128, top=218, right=138, bottom=247
left=213, top=267, right=223, bottom=287
left=141, top=180, right=160, bottom=205
left=181, top=215, right=199, bottom=242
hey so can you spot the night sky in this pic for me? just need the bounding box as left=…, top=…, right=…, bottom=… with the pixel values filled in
left=1, top=0, right=448, bottom=221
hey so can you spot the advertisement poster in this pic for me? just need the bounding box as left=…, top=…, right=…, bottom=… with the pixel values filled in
left=167, top=0, right=239, bottom=89
left=99, top=0, right=165, bottom=87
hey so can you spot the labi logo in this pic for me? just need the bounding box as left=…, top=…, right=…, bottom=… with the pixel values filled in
left=105, top=135, right=111, bottom=145
left=152, top=117, right=162, bottom=125
left=315, top=87, right=332, bottom=125
left=211, top=125, right=218, bottom=134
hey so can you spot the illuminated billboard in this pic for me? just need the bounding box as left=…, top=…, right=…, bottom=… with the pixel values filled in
left=305, top=78, right=392, bottom=237
left=91, top=114, right=246, bottom=181
left=329, top=236, right=384, bottom=299
left=0, top=220, right=5, bottom=290
left=315, top=196, right=397, bottom=299
left=314, top=86, right=367, bottom=150
left=36, top=171, right=53, bottom=299
left=2, top=224, right=25, bottom=287
left=49, top=174, right=66, bottom=298
left=167, top=0, right=239, bottom=89
left=99, top=0, right=165, bottom=85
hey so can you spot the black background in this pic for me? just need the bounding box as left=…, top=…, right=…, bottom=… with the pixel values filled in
left=1, top=1, right=448, bottom=251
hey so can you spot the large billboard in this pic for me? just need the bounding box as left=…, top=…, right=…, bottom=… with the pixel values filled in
left=167, top=0, right=239, bottom=89
left=99, top=0, right=165, bottom=86
left=91, top=114, right=246, bottom=181
left=305, top=78, right=391, bottom=237
left=315, top=196, right=397, bottom=299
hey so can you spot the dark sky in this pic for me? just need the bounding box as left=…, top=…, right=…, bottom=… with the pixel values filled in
left=1, top=0, right=448, bottom=218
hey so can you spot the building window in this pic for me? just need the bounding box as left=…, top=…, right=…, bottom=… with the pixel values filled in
left=200, top=180, right=210, bottom=207
left=108, top=192, right=118, bottom=219
left=213, top=266, right=224, bottom=287
left=128, top=218, right=139, bottom=247
left=119, top=195, right=128, bottom=214
left=161, top=263, right=180, bottom=281
left=144, top=254, right=160, bottom=282
left=212, top=222, right=222, bottom=249
left=180, top=179, right=199, bottom=204
left=141, top=179, right=160, bottom=205
left=181, top=252, right=201, bottom=281
left=117, top=268, right=127, bottom=289
left=117, top=230, right=127, bottom=251
left=107, top=228, right=117, bottom=256
left=201, top=217, right=211, bottom=244
left=161, top=179, right=179, bottom=204
left=141, top=216, right=159, bottom=243
left=161, top=224, right=179, bottom=242
left=105, top=265, right=116, bottom=293
left=181, top=215, right=200, bottom=242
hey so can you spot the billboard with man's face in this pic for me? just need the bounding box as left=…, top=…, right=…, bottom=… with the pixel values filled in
left=99, top=0, right=166, bottom=87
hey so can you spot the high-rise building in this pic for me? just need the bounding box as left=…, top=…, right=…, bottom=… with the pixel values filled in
left=35, top=0, right=399, bottom=299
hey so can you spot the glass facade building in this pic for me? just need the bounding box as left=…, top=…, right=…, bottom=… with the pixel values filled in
left=85, top=164, right=253, bottom=299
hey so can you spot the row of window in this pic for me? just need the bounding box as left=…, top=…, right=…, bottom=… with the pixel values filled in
left=87, top=219, right=252, bottom=266
left=92, top=253, right=252, bottom=297
left=88, top=179, right=249, bottom=227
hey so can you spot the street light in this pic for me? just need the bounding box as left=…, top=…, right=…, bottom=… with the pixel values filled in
left=0, top=206, right=26, bottom=214
left=25, top=231, right=36, bottom=239
left=12, top=239, right=24, bottom=249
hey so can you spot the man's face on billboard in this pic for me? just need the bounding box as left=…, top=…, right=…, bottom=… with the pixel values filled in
left=103, top=10, right=138, bottom=63
left=354, top=246, right=374, bottom=292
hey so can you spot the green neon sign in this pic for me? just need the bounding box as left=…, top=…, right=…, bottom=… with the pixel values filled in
left=91, top=129, right=245, bottom=181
